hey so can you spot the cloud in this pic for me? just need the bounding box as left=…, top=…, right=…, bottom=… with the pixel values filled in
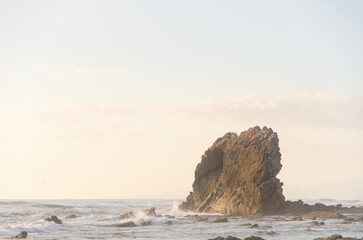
left=155, top=92, right=363, bottom=130
left=5, top=92, right=363, bottom=140
left=36, top=92, right=360, bottom=131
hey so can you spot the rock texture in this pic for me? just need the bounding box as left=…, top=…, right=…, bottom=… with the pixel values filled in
left=244, top=237, right=265, bottom=240
left=283, top=200, right=354, bottom=216
left=11, top=231, right=27, bottom=239
left=179, top=126, right=285, bottom=216
left=45, top=215, right=62, bottom=224
left=142, top=207, right=156, bottom=217
left=65, top=214, right=77, bottom=219
left=209, top=237, right=241, bottom=240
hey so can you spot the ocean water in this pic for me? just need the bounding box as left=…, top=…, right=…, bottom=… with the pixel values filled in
left=0, top=199, right=362, bottom=240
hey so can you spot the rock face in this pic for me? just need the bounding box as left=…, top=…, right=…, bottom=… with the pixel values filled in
left=142, top=207, right=156, bottom=217
left=179, top=126, right=285, bottom=216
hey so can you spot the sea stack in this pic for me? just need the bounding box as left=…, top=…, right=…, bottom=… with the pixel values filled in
left=179, top=126, right=285, bottom=216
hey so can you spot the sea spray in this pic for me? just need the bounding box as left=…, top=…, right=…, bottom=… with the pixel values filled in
left=172, top=201, right=180, bottom=212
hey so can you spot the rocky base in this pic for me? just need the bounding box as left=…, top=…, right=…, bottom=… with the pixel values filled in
left=283, top=200, right=362, bottom=216
left=282, top=199, right=363, bottom=220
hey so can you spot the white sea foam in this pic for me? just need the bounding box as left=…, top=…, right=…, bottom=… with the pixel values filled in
left=172, top=200, right=180, bottom=212
left=0, top=199, right=362, bottom=239
left=0, top=220, right=60, bottom=236
left=115, top=210, right=170, bottom=226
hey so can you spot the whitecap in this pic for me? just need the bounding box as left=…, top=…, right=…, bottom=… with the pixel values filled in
left=0, top=220, right=60, bottom=237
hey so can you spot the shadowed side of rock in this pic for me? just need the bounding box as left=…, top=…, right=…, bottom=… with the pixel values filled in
left=179, top=126, right=285, bottom=216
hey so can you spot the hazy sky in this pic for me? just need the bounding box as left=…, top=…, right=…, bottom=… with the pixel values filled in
left=1, top=0, right=363, bottom=200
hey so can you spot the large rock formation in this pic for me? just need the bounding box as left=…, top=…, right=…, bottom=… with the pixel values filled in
left=179, top=126, right=285, bottom=216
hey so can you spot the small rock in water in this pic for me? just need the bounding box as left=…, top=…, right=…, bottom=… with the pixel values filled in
left=65, top=214, right=77, bottom=219
left=244, top=237, right=265, bottom=240
left=208, top=236, right=241, bottom=240
left=265, top=231, right=278, bottom=236
left=291, top=216, right=303, bottom=221
left=212, top=217, right=229, bottom=223
left=45, top=215, right=62, bottom=224
left=186, top=214, right=208, bottom=222
left=342, top=217, right=354, bottom=224
left=165, top=220, right=172, bottom=225
left=250, top=223, right=258, bottom=228
left=115, top=221, right=136, bottom=227
left=11, top=231, right=27, bottom=239
left=314, top=235, right=343, bottom=240
left=312, top=221, right=325, bottom=226
left=142, top=207, right=156, bottom=217
left=314, top=234, right=363, bottom=240
left=118, top=211, right=135, bottom=219
left=240, top=223, right=252, bottom=226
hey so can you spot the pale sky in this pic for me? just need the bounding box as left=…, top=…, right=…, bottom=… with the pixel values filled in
left=1, top=0, right=363, bottom=200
